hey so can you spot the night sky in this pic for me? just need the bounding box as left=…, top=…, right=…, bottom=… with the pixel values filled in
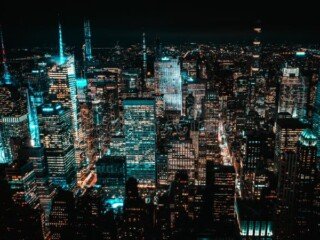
left=2, top=0, right=320, bottom=48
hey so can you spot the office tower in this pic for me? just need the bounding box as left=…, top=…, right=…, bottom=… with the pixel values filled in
left=294, top=129, right=318, bottom=237
left=242, top=131, right=264, bottom=198
left=122, top=177, right=146, bottom=239
left=27, top=89, right=54, bottom=216
left=109, top=135, right=125, bottom=156
left=87, top=68, right=120, bottom=158
left=122, top=69, right=140, bottom=98
left=0, top=25, right=12, bottom=85
left=96, top=155, right=126, bottom=191
left=206, top=162, right=236, bottom=235
left=0, top=86, right=28, bottom=163
left=84, top=19, right=93, bottom=62
left=5, top=157, right=39, bottom=209
left=278, top=67, right=306, bottom=118
left=168, top=139, right=196, bottom=183
left=38, top=103, right=76, bottom=189
left=154, top=56, right=182, bottom=112
left=274, top=117, right=306, bottom=169
left=48, top=55, right=87, bottom=182
left=312, top=78, right=320, bottom=158
left=183, top=81, right=206, bottom=119
left=49, top=188, right=75, bottom=239
left=251, top=20, right=261, bottom=75
left=123, top=99, right=156, bottom=189
left=202, top=90, right=220, bottom=134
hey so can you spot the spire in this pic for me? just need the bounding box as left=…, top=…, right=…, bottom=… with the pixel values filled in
left=142, top=32, right=147, bottom=78
left=84, top=19, right=92, bottom=61
left=27, top=87, right=41, bottom=147
left=58, top=17, right=65, bottom=64
left=0, top=24, right=11, bottom=85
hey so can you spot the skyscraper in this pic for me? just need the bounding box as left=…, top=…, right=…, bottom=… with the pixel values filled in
left=123, top=99, right=156, bottom=189
left=0, top=24, right=12, bottom=85
left=38, top=103, right=76, bottom=189
left=295, top=129, right=318, bottom=237
left=251, top=20, right=261, bottom=75
left=154, top=57, right=182, bottom=113
left=84, top=19, right=93, bottom=62
left=278, top=67, right=306, bottom=118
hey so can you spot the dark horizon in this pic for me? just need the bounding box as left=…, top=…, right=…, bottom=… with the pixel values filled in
left=2, top=0, right=320, bottom=48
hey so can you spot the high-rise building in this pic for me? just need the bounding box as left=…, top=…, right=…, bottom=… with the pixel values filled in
left=278, top=67, right=306, bottom=118
left=275, top=117, right=306, bottom=172
left=167, top=139, right=196, bottom=184
left=312, top=78, right=320, bottom=158
left=96, top=155, right=126, bottom=191
left=251, top=20, right=261, bottom=75
left=294, top=129, right=318, bottom=237
left=49, top=188, right=75, bottom=239
left=206, top=162, right=236, bottom=235
left=48, top=55, right=87, bottom=182
left=123, top=99, right=156, bottom=189
left=154, top=57, right=182, bottom=113
left=0, top=24, right=12, bottom=85
left=38, top=103, right=76, bottom=189
left=0, top=86, right=28, bottom=163
left=5, top=158, right=39, bottom=209
left=84, top=19, right=93, bottom=62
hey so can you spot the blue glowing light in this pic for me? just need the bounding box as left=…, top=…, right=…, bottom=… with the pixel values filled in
left=105, top=198, right=124, bottom=210
left=76, top=78, right=88, bottom=88
left=58, top=22, right=64, bottom=65
left=27, top=91, right=41, bottom=147
left=296, top=51, right=306, bottom=57
left=161, top=56, right=170, bottom=61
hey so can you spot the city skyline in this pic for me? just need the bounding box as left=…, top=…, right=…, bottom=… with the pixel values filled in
left=1, top=2, right=320, bottom=239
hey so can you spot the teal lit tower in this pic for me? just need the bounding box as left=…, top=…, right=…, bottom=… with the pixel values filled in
left=0, top=24, right=11, bottom=85
left=312, top=78, right=320, bottom=159
left=58, top=19, right=65, bottom=65
left=123, top=99, right=156, bottom=189
left=27, top=89, right=41, bottom=148
left=84, top=19, right=93, bottom=61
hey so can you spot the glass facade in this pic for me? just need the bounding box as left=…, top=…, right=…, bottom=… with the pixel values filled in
left=123, top=99, right=156, bottom=188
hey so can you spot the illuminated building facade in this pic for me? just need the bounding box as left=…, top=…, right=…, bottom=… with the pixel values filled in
left=38, top=103, right=76, bottom=189
left=123, top=99, right=156, bottom=189
left=167, top=139, right=196, bottom=184
left=84, top=19, right=93, bottom=62
left=5, top=159, right=39, bottom=208
left=206, top=162, right=236, bottom=232
left=278, top=67, right=306, bottom=118
left=294, top=129, right=318, bottom=237
left=312, top=78, right=320, bottom=158
left=48, top=56, right=87, bottom=182
left=154, top=57, right=182, bottom=113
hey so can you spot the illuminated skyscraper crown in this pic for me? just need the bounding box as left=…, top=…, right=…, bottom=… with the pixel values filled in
left=299, top=129, right=317, bottom=147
